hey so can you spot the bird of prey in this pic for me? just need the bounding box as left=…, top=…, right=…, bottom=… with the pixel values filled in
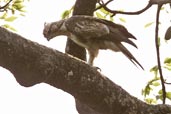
left=43, top=15, right=143, bottom=69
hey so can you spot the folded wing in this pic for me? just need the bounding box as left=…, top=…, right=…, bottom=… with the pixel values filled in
left=65, top=16, right=110, bottom=39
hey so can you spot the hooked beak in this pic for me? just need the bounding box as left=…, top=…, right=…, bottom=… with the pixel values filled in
left=43, top=22, right=51, bottom=41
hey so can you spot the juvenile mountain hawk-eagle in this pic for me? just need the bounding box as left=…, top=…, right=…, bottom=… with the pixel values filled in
left=43, top=15, right=143, bottom=69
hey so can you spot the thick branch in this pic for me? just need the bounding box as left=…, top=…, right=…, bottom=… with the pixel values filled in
left=67, top=0, right=97, bottom=113
left=0, top=27, right=171, bottom=114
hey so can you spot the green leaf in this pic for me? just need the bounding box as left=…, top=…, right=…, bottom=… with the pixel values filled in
left=152, top=82, right=160, bottom=86
left=164, top=57, right=171, bottom=64
left=4, top=16, right=17, bottom=22
left=100, top=8, right=109, bottom=15
left=144, top=22, right=154, bottom=28
left=142, top=86, right=152, bottom=97
left=158, top=89, right=163, bottom=94
left=150, top=65, right=158, bottom=72
left=164, top=66, right=171, bottom=71
left=13, top=3, right=25, bottom=10
left=144, top=98, right=157, bottom=104
left=164, top=57, right=171, bottom=70
left=11, top=7, right=16, bottom=14
left=0, top=12, right=7, bottom=19
left=150, top=65, right=159, bottom=77
left=2, top=24, right=17, bottom=31
left=96, top=12, right=104, bottom=19
left=61, top=10, right=70, bottom=19
left=14, top=0, right=24, bottom=3
left=119, top=17, right=126, bottom=23
left=20, top=13, right=25, bottom=16
left=61, top=7, right=73, bottom=19
left=166, top=92, right=171, bottom=100
left=149, top=77, right=160, bottom=84
left=17, top=8, right=26, bottom=12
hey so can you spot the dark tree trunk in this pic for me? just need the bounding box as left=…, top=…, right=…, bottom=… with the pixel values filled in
left=65, top=0, right=97, bottom=61
left=72, top=0, right=97, bottom=15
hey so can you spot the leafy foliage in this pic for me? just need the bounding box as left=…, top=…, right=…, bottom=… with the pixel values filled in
left=61, top=6, right=73, bottom=19
left=61, top=4, right=128, bottom=23
left=144, top=22, right=154, bottom=28
left=142, top=58, right=171, bottom=104
left=95, top=7, right=114, bottom=21
left=0, top=0, right=28, bottom=31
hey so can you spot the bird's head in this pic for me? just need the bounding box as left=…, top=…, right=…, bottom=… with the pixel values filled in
left=43, top=20, right=66, bottom=41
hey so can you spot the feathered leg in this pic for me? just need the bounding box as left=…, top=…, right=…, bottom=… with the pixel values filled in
left=87, top=49, right=99, bottom=66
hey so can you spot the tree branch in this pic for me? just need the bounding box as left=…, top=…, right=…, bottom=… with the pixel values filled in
left=155, top=4, right=166, bottom=104
left=67, top=0, right=98, bottom=113
left=0, top=27, right=171, bottom=114
left=0, top=0, right=12, bottom=12
left=97, top=0, right=171, bottom=16
left=98, top=0, right=152, bottom=16
left=95, top=0, right=113, bottom=11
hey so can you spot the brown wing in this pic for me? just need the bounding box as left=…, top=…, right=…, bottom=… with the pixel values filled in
left=65, top=15, right=110, bottom=39
left=66, top=15, right=137, bottom=48
left=96, top=18, right=137, bottom=48
left=98, top=18, right=137, bottom=39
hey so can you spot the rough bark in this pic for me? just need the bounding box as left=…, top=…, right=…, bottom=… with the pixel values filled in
left=65, top=0, right=98, bottom=113
left=0, top=27, right=171, bottom=114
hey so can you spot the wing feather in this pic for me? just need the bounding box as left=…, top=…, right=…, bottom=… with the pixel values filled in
left=98, top=19, right=137, bottom=39
left=65, top=16, right=110, bottom=38
left=97, top=19, right=137, bottom=47
left=66, top=15, right=138, bottom=48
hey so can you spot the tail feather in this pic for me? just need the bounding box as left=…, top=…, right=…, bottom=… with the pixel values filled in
left=123, top=38, right=137, bottom=48
left=114, top=43, right=144, bottom=70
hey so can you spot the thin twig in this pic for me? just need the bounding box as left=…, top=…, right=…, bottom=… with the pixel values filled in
left=0, top=0, right=12, bottom=9
left=164, top=82, right=171, bottom=85
left=155, top=4, right=166, bottom=104
left=98, top=0, right=152, bottom=16
left=95, top=0, right=113, bottom=11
